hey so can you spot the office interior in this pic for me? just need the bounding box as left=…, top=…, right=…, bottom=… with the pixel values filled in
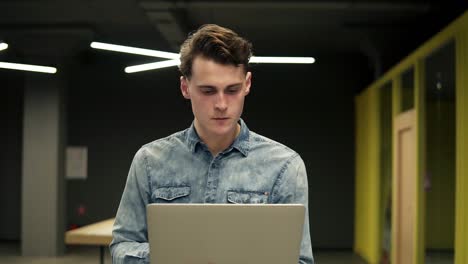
left=1, top=1, right=467, bottom=264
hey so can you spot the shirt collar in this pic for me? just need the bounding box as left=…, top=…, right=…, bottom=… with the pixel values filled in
left=185, top=118, right=250, bottom=157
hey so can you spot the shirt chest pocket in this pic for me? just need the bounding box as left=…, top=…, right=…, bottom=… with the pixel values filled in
left=152, top=186, right=191, bottom=203
left=227, top=190, right=269, bottom=204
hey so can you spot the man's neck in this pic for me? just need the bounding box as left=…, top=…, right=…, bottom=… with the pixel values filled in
left=195, top=121, right=241, bottom=157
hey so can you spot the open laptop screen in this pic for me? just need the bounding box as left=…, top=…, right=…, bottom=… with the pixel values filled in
left=147, top=203, right=305, bottom=264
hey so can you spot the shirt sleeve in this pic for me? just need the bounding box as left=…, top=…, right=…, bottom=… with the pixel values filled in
left=110, top=148, right=151, bottom=264
left=270, top=154, right=314, bottom=264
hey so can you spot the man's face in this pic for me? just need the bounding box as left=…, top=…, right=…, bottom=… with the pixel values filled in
left=180, top=56, right=251, bottom=139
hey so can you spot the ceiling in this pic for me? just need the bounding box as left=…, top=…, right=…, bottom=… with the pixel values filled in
left=0, top=0, right=466, bottom=78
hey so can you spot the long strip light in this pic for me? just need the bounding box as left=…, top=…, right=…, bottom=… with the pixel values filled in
left=0, top=62, right=57, bottom=74
left=91, top=42, right=180, bottom=59
left=249, top=56, right=315, bottom=64
left=125, top=56, right=315, bottom=73
left=0, top=42, right=8, bottom=51
left=125, top=59, right=180, bottom=73
left=90, top=42, right=315, bottom=73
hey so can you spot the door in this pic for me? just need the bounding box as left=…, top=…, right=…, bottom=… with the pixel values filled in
left=393, top=109, right=417, bottom=264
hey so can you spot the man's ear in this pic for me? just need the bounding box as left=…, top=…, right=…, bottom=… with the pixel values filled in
left=244, top=72, right=252, bottom=95
left=180, top=76, right=191, bottom=99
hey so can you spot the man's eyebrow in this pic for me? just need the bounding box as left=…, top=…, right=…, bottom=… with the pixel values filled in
left=197, top=85, right=216, bottom=89
left=226, top=83, right=242, bottom=88
left=196, top=83, right=243, bottom=89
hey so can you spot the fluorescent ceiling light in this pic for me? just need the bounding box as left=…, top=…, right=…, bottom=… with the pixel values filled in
left=0, top=62, right=57, bottom=74
left=125, top=56, right=315, bottom=73
left=0, top=42, right=8, bottom=51
left=125, top=56, right=316, bottom=73
left=249, top=56, right=315, bottom=64
left=125, top=59, right=180, bottom=73
left=91, top=42, right=180, bottom=59
left=90, top=42, right=315, bottom=73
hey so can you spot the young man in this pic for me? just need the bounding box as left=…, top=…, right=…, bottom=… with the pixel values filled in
left=110, top=24, right=314, bottom=264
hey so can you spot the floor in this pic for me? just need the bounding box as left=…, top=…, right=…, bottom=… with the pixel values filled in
left=0, top=242, right=111, bottom=264
left=0, top=241, right=367, bottom=264
left=0, top=241, right=455, bottom=264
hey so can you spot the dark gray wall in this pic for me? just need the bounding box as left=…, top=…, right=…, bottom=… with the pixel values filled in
left=0, top=51, right=371, bottom=249
left=0, top=69, right=23, bottom=241
left=65, top=53, right=194, bottom=228
left=247, top=55, right=367, bottom=248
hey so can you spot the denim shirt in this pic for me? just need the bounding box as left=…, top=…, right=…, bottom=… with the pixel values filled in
left=110, top=119, right=314, bottom=264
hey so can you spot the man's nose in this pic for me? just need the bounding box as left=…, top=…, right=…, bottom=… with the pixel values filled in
left=214, top=93, right=228, bottom=111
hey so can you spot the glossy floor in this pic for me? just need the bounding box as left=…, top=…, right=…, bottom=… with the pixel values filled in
left=0, top=241, right=454, bottom=264
left=0, top=241, right=364, bottom=264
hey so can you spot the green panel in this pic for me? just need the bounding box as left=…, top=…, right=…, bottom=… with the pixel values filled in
left=424, top=40, right=456, bottom=250
left=379, top=82, right=392, bottom=262
left=455, top=25, right=468, bottom=264
left=415, top=60, right=427, bottom=264
left=425, top=101, right=456, bottom=248
left=401, top=68, right=415, bottom=112
left=354, top=87, right=381, bottom=264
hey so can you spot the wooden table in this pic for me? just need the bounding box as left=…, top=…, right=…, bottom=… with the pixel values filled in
left=65, top=218, right=114, bottom=264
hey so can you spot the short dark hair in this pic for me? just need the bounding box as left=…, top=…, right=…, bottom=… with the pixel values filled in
left=179, top=24, right=252, bottom=78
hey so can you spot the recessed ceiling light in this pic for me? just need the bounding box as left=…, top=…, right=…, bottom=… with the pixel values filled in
left=0, top=42, right=8, bottom=51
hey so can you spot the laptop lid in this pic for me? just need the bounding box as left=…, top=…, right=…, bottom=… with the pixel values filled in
left=147, top=203, right=305, bottom=264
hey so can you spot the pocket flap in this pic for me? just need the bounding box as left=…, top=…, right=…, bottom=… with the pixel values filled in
left=227, top=190, right=268, bottom=204
left=154, top=186, right=190, bottom=201
left=126, top=249, right=148, bottom=259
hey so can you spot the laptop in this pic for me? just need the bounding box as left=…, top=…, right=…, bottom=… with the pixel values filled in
left=147, top=203, right=305, bottom=264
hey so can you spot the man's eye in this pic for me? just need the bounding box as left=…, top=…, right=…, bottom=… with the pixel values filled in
left=226, top=88, right=240, bottom=94
left=201, top=89, right=215, bottom=95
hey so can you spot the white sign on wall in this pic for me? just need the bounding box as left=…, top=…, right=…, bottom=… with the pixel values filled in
left=66, top=146, right=88, bottom=180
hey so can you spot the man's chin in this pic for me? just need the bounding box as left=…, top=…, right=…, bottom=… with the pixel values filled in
left=209, top=123, right=236, bottom=137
